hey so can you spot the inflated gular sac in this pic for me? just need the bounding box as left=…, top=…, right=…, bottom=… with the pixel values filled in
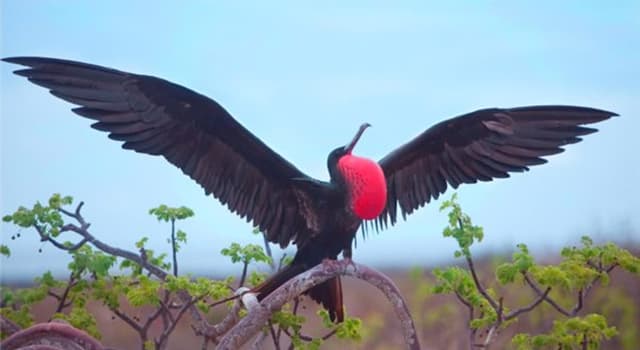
left=337, top=155, right=387, bottom=220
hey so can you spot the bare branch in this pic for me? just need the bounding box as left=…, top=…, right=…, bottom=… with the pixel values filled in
left=156, top=295, right=204, bottom=348
left=216, top=259, right=420, bottom=350
left=0, top=322, right=104, bottom=350
left=49, top=202, right=169, bottom=281
left=505, top=287, right=551, bottom=321
left=281, top=326, right=337, bottom=342
left=238, top=261, right=249, bottom=288
left=464, top=256, right=498, bottom=312
left=54, top=272, right=77, bottom=313
left=110, top=308, right=143, bottom=334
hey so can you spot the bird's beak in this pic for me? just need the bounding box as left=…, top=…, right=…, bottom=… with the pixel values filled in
left=344, top=123, right=371, bottom=154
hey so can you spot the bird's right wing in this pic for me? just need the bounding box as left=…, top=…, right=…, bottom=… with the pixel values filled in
left=4, top=56, right=314, bottom=247
left=376, top=106, right=616, bottom=228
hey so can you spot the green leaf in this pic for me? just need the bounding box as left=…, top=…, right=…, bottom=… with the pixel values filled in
left=52, top=307, right=101, bottom=339
left=149, top=204, right=194, bottom=222
left=336, top=316, right=363, bottom=341
left=126, top=275, right=160, bottom=307
left=0, top=245, right=10, bottom=257
left=513, top=314, right=617, bottom=349
left=221, top=242, right=272, bottom=266
left=438, top=193, right=483, bottom=258
left=135, top=237, right=149, bottom=249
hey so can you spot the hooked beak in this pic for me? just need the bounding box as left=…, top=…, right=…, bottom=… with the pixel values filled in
left=344, top=123, right=371, bottom=154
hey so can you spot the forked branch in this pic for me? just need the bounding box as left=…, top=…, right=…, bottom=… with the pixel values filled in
left=216, top=259, right=420, bottom=350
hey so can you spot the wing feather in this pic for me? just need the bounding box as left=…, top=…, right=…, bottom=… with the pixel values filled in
left=377, top=106, right=616, bottom=227
left=5, top=56, right=316, bottom=247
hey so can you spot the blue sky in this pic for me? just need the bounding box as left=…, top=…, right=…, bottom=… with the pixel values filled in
left=2, top=1, right=639, bottom=281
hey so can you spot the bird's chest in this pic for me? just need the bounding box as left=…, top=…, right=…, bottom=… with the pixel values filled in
left=337, top=155, right=387, bottom=220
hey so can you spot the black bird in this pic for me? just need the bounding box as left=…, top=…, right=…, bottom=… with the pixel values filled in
left=3, top=56, right=616, bottom=322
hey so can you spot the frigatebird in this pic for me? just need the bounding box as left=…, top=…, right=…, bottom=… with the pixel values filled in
left=3, top=56, right=615, bottom=322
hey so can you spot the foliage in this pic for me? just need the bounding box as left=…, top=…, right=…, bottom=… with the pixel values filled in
left=430, top=193, right=640, bottom=349
left=1, top=194, right=363, bottom=349
left=512, top=314, right=617, bottom=350
left=1, top=193, right=638, bottom=349
left=221, top=242, right=272, bottom=265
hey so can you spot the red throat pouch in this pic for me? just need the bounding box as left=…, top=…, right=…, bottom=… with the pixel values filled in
left=337, top=155, right=387, bottom=220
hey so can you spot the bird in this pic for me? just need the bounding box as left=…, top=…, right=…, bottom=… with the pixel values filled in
left=3, top=56, right=616, bottom=322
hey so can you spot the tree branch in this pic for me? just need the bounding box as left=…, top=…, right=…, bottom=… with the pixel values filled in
left=0, top=315, right=21, bottom=337
left=191, top=298, right=243, bottom=341
left=53, top=272, right=77, bottom=314
left=1, top=322, right=104, bottom=350
left=523, top=273, right=571, bottom=317
left=505, top=287, right=551, bottom=321
left=216, top=259, right=420, bottom=350
left=170, top=218, right=178, bottom=276
left=57, top=202, right=207, bottom=327
left=110, top=308, right=143, bottom=334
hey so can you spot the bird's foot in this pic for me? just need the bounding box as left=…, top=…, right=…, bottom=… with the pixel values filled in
left=342, top=257, right=357, bottom=272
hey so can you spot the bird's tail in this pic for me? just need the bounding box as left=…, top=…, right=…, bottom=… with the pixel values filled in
left=253, top=264, right=344, bottom=323
left=307, top=276, right=344, bottom=322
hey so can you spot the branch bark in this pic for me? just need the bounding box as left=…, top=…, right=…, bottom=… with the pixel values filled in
left=216, top=259, right=420, bottom=350
left=1, top=322, right=104, bottom=350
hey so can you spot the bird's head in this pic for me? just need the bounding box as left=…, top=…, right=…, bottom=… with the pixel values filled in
left=328, top=123, right=387, bottom=220
left=327, top=123, right=371, bottom=178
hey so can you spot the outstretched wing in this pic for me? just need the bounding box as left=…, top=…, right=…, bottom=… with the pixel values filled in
left=4, top=56, right=314, bottom=247
left=377, top=106, right=616, bottom=227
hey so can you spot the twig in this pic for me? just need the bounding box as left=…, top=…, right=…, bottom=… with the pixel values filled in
left=57, top=202, right=207, bottom=327
left=216, top=259, right=420, bottom=350
left=458, top=221, right=498, bottom=314
left=170, top=218, right=178, bottom=276
left=569, top=263, right=619, bottom=316
left=238, top=261, right=249, bottom=288
left=156, top=295, right=205, bottom=348
left=268, top=320, right=281, bottom=350
left=281, top=327, right=338, bottom=342
left=111, top=308, right=143, bottom=334
left=523, top=273, right=571, bottom=317
left=505, top=287, right=551, bottom=321
left=54, top=272, right=78, bottom=313
left=482, top=325, right=497, bottom=348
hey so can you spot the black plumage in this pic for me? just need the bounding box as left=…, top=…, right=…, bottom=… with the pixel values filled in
left=3, top=56, right=616, bottom=321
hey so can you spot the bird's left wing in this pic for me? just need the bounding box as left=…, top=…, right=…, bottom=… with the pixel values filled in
left=376, top=106, right=616, bottom=228
left=4, top=56, right=316, bottom=247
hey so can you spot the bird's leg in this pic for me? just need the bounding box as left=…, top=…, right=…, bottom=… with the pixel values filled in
left=342, top=246, right=357, bottom=270
left=342, top=246, right=353, bottom=261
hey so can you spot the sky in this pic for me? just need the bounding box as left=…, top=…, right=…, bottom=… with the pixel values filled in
left=1, top=1, right=639, bottom=282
